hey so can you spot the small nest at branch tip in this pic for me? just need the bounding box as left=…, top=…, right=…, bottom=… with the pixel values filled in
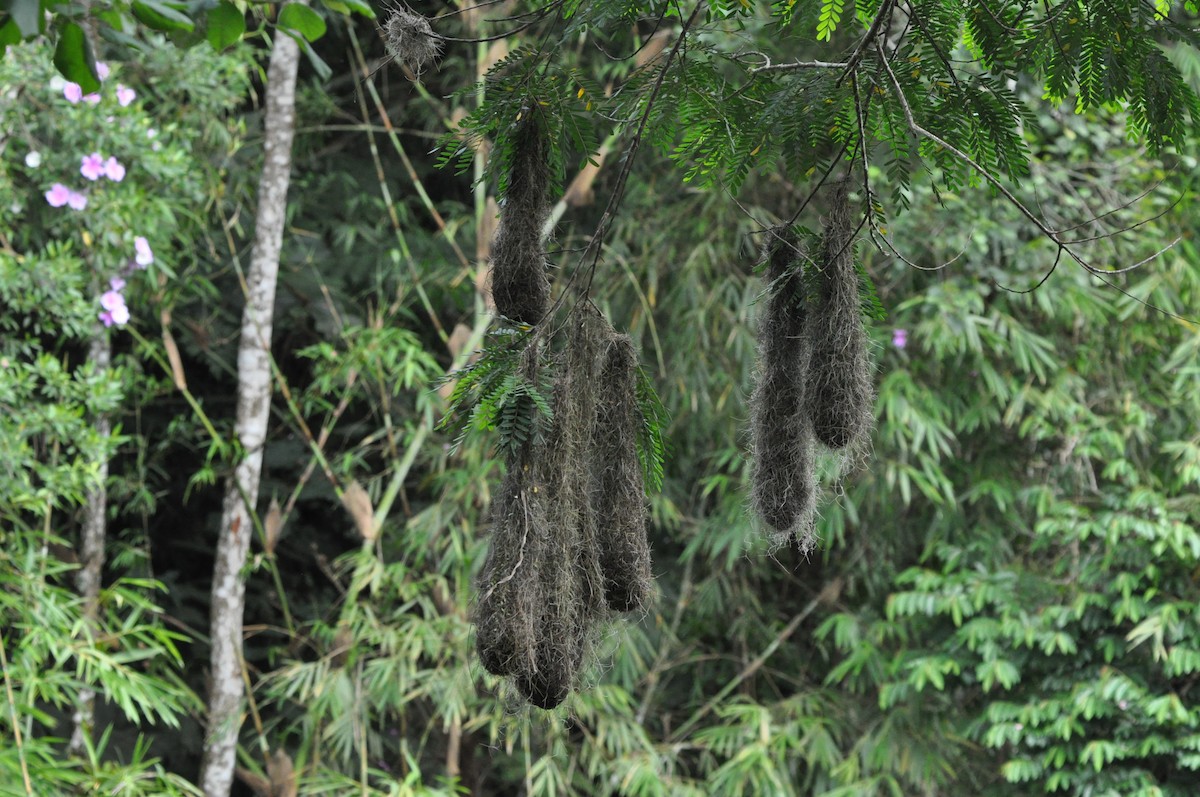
left=804, top=182, right=874, bottom=453
left=382, top=6, right=441, bottom=76
left=490, top=111, right=552, bottom=325
left=590, top=330, right=652, bottom=613
left=749, top=227, right=818, bottom=548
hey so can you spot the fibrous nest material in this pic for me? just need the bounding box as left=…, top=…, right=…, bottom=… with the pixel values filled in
left=472, top=305, right=656, bottom=709
left=590, top=331, right=652, bottom=613
left=804, top=182, right=874, bottom=452
left=749, top=228, right=818, bottom=547
left=490, top=112, right=552, bottom=326
left=510, top=309, right=614, bottom=707
left=382, top=6, right=441, bottom=76
left=542, top=306, right=611, bottom=621
left=473, top=463, right=543, bottom=677
left=473, top=345, right=546, bottom=677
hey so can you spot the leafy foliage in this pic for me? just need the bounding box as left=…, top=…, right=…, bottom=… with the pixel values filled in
left=4, top=1, right=1200, bottom=794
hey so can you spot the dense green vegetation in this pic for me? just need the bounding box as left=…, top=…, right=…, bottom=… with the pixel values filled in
left=2, top=1, right=1200, bottom=795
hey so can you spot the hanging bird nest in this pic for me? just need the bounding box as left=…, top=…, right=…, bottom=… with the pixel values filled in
left=805, top=182, right=874, bottom=454
left=749, top=227, right=818, bottom=550
left=590, top=331, right=653, bottom=612
left=490, top=110, right=553, bottom=326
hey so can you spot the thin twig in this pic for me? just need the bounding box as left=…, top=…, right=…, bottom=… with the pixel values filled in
left=750, top=59, right=850, bottom=74
left=475, top=491, right=532, bottom=606
left=0, top=635, right=33, bottom=796
left=575, top=0, right=706, bottom=299
left=667, top=591, right=825, bottom=743
left=873, top=40, right=1191, bottom=319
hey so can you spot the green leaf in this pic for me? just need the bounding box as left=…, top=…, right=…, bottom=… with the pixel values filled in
left=53, top=22, right=100, bottom=93
left=816, top=0, right=844, bottom=41
left=132, top=0, right=196, bottom=31
left=2, top=0, right=39, bottom=37
left=298, top=36, right=331, bottom=80
left=278, top=3, right=325, bottom=42
left=0, top=16, right=21, bottom=54
left=320, top=0, right=373, bottom=18
left=205, top=0, right=244, bottom=50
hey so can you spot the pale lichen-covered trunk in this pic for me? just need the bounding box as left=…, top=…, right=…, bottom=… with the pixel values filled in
left=199, top=26, right=301, bottom=797
left=67, top=330, right=111, bottom=757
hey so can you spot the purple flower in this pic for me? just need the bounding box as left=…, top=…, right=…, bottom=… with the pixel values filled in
left=109, top=277, right=126, bottom=291
left=63, top=82, right=83, bottom=103
left=45, top=183, right=71, bottom=207
left=892, top=328, right=908, bottom=349
left=83, top=92, right=101, bottom=104
left=99, top=310, right=114, bottom=327
left=67, top=191, right=88, bottom=210
left=100, top=290, right=125, bottom=311
left=110, top=304, right=130, bottom=325
left=116, top=84, right=136, bottom=106
left=96, top=61, right=110, bottom=80
left=103, top=156, right=126, bottom=182
left=81, top=153, right=105, bottom=181
left=134, top=236, right=154, bottom=267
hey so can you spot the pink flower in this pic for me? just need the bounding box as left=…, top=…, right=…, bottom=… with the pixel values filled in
left=99, top=288, right=130, bottom=326
left=103, top=157, right=126, bottom=182
left=45, top=183, right=71, bottom=207
left=67, top=191, right=88, bottom=210
left=81, top=153, right=105, bottom=181
left=134, top=236, right=154, bottom=267
left=893, top=328, right=908, bottom=349
left=63, top=82, right=83, bottom=103
left=116, top=85, right=136, bottom=106
left=100, top=290, right=125, bottom=311
left=109, top=277, right=126, bottom=291
left=96, top=62, right=110, bottom=80
left=83, top=92, right=101, bottom=104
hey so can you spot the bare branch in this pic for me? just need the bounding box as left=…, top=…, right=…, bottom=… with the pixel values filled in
left=872, top=38, right=1189, bottom=318
left=751, top=59, right=850, bottom=74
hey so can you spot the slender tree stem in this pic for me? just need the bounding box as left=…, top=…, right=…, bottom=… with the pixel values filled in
left=199, top=13, right=303, bottom=795
left=67, top=328, right=112, bottom=757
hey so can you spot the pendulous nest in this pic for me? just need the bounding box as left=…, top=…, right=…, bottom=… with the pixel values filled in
left=489, top=112, right=552, bottom=326
left=472, top=304, right=657, bottom=708
left=804, top=182, right=874, bottom=453
left=542, top=306, right=612, bottom=620
left=473, top=463, right=544, bottom=677
left=382, top=6, right=441, bottom=76
left=590, top=330, right=653, bottom=613
left=749, top=227, right=818, bottom=548
left=473, top=347, right=547, bottom=678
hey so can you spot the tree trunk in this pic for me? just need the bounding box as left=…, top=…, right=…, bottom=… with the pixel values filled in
left=67, top=329, right=111, bottom=757
left=199, top=25, right=302, bottom=797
